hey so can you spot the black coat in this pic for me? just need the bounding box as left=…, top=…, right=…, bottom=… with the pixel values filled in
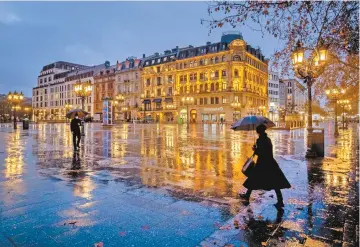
left=243, top=133, right=291, bottom=190
left=70, top=118, right=82, bottom=134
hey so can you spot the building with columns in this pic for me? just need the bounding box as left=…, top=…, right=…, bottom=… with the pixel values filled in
left=141, top=32, right=268, bottom=123
left=114, top=57, right=142, bottom=121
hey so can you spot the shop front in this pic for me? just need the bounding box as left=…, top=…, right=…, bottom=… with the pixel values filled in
left=200, top=107, right=228, bottom=124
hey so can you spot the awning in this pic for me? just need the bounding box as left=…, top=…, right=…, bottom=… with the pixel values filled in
left=142, top=99, right=151, bottom=104
left=152, top=98, right=162, bottom=103
left=164, top=98, right=173, bottom=103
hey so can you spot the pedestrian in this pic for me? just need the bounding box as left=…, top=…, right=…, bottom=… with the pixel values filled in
left=70, top=113, right=82, bottom=151
left=240, top=124, right=291, bottom=208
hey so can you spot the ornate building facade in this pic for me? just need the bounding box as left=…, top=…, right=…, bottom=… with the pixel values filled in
left=114, top=57, right=142, bottom=121
left=93, top=64, right=116, bottom=120
left=141, top=32, right=268, bottom=123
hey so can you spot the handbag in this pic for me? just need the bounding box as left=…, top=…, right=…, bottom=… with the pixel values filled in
left=242, top=153, right=255, bottom=177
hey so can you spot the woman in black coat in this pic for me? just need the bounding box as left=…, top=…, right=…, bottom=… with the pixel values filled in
left=240, top=124, right=291, bottom=208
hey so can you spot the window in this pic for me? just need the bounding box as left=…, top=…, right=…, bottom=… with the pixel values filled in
left=146, top=79, right=151, bottom=86
left=222, top=97, right=227, bottom=104
left=168, top=87, right=172, bottom=95
left=205, top=84, right=208, bottom=91
left=44, top=78, right=47, bottom=82
left=40, top=79, right=43, bottom=83
left=222, top=56, right=226, bottom=62
left=234, top=69, right=239, bottom=77
left=234, top=96, right=239, bottom=102
left=168, top=75, right=172, bottom=83
left=222, top=70, right=227, bottom=77
left=157, top=67, right=160, bottom=73
left=233, top=55, right=241, bottom=61
left=215, top=71, right=219, bottom=78
left=200, top=59, right=204, bottom=65
left=200, top=98, right=203, bottom=105
left=48, top=77, right=52, bottom=81
left=118, top=76, right=121, bottom=81
left=200, top=84, right=203, bottom=92
left=204, top=98, right=208, bottom=104
left=211, top=83, right=215, bottom=91
left=200, top=73, right=204, bottom=80
left=211, top=97, right=214, bottom=104
left=215, top=97, right=219, bottom=104
left=157, top=89, right=161, bottom=96
left=157, top=77, right=161, bottom=85
left=222, top=83, right=227, bottom=90
left=45, top=89, right=47, bottom=94
left=214, top=57, right=219, bottom=63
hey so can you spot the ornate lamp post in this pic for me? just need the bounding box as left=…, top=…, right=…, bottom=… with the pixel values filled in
left=326, top=88, right=345, bottom=136
left=8, top=91, right=24, bottom=129
left=74, top=80, right=93, bottom=136
left=181, top=96, right=194, bottom=129
left=337, top=99, right=350, bottom=130
left=230, top=102, right=242, bottom=122
left=292, top=40, right=328, bottom=129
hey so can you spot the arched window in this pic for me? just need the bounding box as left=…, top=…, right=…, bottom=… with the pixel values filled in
left=233, top=55, right=241, bottom=61
left=199, top=59, right=204, bottom=66
left=205, top=84, right=209, bottom=91
left=211, top=83, right=215, bottom=91
left=234, top=69, right=239, bottom=77
left=214, top=57, right=219, bottom=63
left=222, top=55, right=226, bottom=62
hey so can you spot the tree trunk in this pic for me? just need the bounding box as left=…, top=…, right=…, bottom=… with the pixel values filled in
left=307, top=78, right=313, bottom=129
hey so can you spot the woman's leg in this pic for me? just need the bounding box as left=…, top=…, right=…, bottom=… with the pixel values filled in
left=274, top=189, right=284, bottom=207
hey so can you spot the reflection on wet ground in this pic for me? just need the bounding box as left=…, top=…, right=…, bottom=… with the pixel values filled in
left=0, top=122, right=358, bottom=247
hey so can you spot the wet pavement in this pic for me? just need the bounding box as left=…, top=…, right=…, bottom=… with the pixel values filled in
left=0, top=122, right=358, bottom=247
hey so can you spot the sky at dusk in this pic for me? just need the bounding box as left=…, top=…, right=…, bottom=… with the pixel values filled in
left=0, top=2, right=281, bottom=96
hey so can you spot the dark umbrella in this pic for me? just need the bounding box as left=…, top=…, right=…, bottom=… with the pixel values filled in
left=231, top=115, right=275, bottom=131
left=66, top=109, right=88, bottom=119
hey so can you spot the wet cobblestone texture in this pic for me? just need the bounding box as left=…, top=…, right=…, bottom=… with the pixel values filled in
left=0, top=122, right=358, bottom=247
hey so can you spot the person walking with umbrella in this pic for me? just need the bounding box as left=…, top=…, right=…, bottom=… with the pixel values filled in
left=70, top=113, right=82, bottom=151
left=232, top=116, right=291, bottom=209
left=239, top=124, right=291, bottom=208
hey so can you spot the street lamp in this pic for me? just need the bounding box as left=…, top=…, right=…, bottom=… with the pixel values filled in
left=8, top=91, right=24, bottom=129
left=326, top=88, right=345, bottom=137
left=337, top=99, right=350, bottom=130
left=230, top=102, right=242, bottom=122
left=74, top=80, right=93, bottom=136
left=292, top=40, right=328, bottom=129
left=181, top=96, right=194, bottom=129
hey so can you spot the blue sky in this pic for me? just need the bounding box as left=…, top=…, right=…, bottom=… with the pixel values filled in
left=0, top=2, right=280, bottom=96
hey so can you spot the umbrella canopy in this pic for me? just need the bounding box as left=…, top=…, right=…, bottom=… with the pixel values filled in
left=231, top=115, right=275, bottom=131
left=66, top=109, right=88, bottom=119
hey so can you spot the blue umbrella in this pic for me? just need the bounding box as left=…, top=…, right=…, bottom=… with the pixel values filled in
left=231, top=115, right=275, bottom=131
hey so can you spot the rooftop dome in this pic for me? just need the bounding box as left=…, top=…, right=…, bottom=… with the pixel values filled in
left=221, top=31, right=243, bottom=44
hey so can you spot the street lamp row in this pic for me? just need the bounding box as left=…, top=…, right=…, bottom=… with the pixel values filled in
left=8, top=91, right=24, bottom=129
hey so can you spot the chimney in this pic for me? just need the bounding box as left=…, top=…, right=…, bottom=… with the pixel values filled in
left=155, top=52, right=159, bottom=56
left=143, top=54, right=146, bottom=58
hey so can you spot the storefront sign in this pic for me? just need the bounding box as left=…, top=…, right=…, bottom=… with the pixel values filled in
left=202, top=107, right=224, bottom=113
